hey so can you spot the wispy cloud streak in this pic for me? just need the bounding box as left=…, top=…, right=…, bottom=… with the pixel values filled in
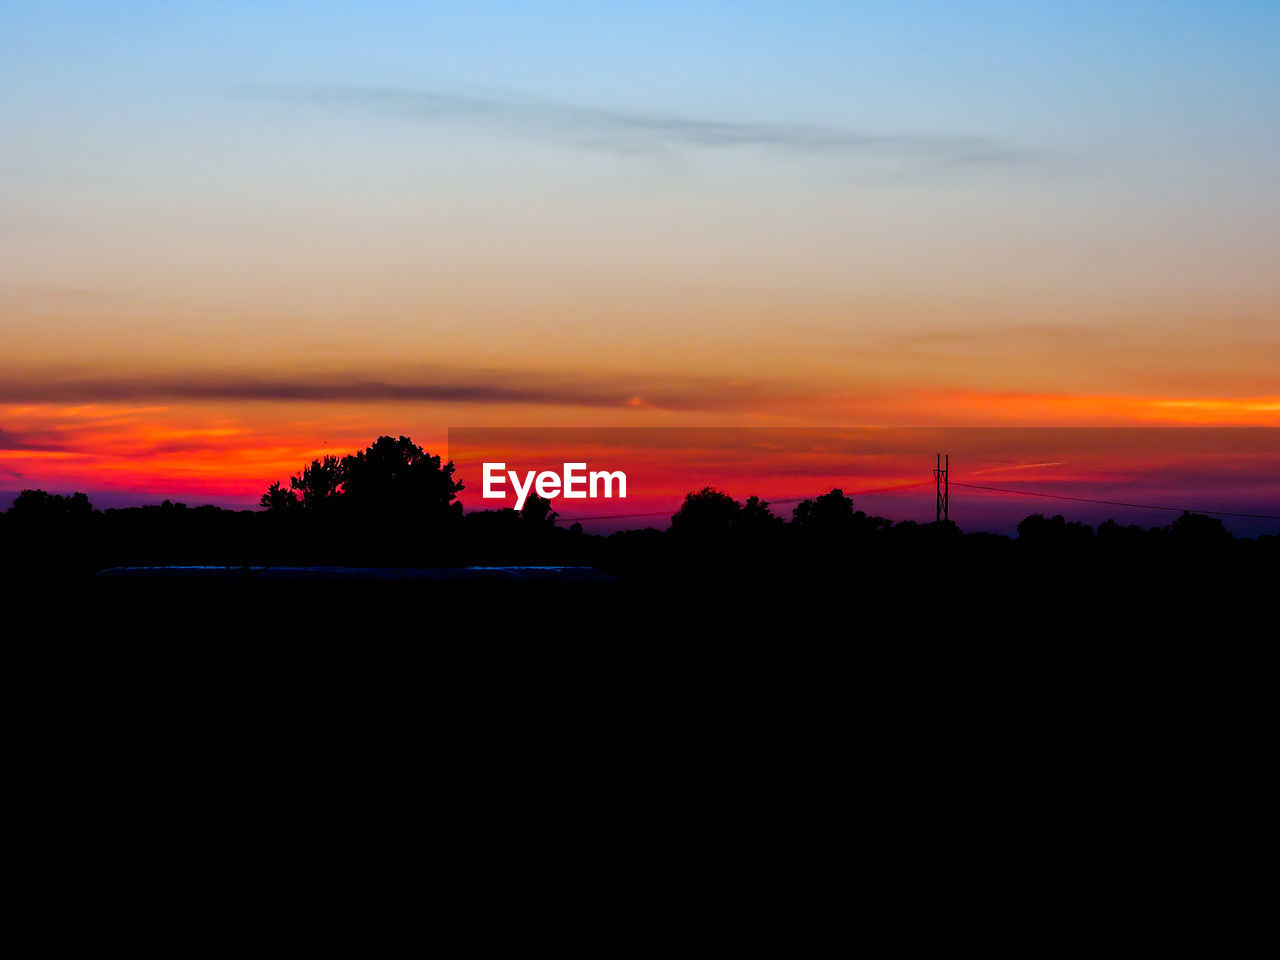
left=258, top=85, right=1040, bottom=167
left=0, top=365, right=778, bottom=412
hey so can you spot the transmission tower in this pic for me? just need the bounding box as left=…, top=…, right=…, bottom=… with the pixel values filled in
left=935, top=453, right=949, bottom=522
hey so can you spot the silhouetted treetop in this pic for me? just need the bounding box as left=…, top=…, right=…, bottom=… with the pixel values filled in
left=341, top=436, right=463, bottom=517
left=670, top=487, right=741, bottom=538
left=290, top=454, right=344, bottom=511
left=1170, top=511, right=1232, bottom=544
left=739, top=495, right=784, bottom=536
left=7, top=489, right=93, bottom=521
left=260, top=481, right=298, bottom=512
left=792, top=488, right=856, bottom=529
left=520, top=493, right=558, bottom=528
left=263, top=436, right=463, bottom=518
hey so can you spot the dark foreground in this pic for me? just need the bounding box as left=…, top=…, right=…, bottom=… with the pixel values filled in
left=8, top=548, right=1268, bottom=942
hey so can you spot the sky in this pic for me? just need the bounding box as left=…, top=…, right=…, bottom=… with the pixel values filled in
left=2, top=1, right=1278, bottom=521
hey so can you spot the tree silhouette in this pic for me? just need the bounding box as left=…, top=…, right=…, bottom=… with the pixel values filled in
left=520, top=493, right=558, bottom=528
left=260, top=481, right=299, bottom=512
left=1170, top=511, right=1231, bottom=544
left=263, top=435, right=464, bottom=521
left=340, top=435, right=463, bottom=519
left=738, top=495, right=783, bottom=536
left=7, top=489, right=93, bottom=521
left=792, top=488, right=855, bottom=530
left=290, top=454, right=344, bottom=510
left=670, top=487, right=741, bottom=538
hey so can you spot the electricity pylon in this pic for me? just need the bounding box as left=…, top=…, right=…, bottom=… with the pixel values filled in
left=935, top=453, right=949, bottom=523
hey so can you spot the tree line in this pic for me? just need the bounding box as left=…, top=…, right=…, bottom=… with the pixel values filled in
left=3, top=435, right=1276, bottom=582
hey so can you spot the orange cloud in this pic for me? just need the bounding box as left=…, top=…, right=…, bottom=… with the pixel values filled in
left=791, top=390, right=1280, bottom=426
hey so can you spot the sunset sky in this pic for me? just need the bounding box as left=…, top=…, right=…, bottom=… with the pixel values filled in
left=2, top=2, right=1277, bottom=520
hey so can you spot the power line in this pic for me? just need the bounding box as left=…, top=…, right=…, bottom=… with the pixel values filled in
left=547, top=471, right=1279, bottom=526
left=948, top=480, right=1280, bottom=521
